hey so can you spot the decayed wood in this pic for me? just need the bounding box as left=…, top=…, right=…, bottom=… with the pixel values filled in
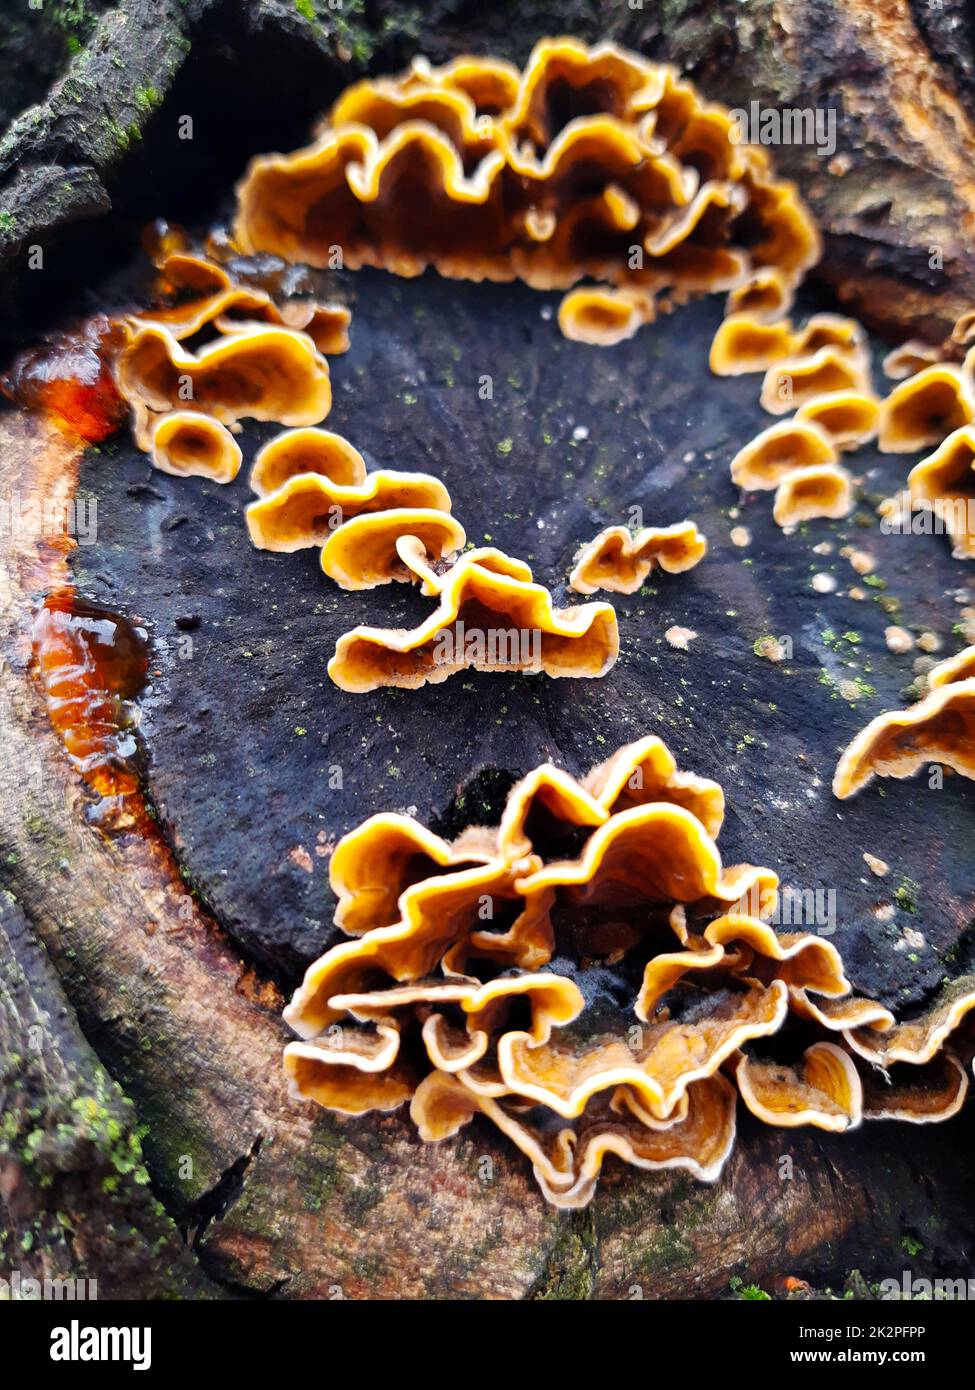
left=2, top=411, right=974, bottom=1298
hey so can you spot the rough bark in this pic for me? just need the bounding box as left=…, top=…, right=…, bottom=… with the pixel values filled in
left=0, top=886, right=216, bottom=1300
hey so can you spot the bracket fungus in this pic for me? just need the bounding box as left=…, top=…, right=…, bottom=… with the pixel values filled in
left=319, top=509, right=466, bottom=589
left=557, top=285, right=654, bottom=346
left=249, top=427, right=367, bottom=496
left=234, top=38, right=819, bottom=341
left=794, top=389, right=879, bottom=451
left=116, top=322, right=332, bottom=449
left=729, top=419, right=838, bottom=490
left=710, top=311, right=866, bottom=380
left=736, top=1042, right=863, bottom=1133
left=728, top=419, right=853, bottom=527
left=771, top=463, right=853, bottom=527
left=759, top=344, right=872, bottom=416
left=832, top=648, right=975, bottom=797
left=148, top=411, right=242, bottom=483
left=328, top=546, right=619, bottom=691
left=136, top=250, right=352, bottom=356
left=907, top=425, right=975, bottom=558
left=568, top=520, right=707, bottom=594
left=245, top=468, right=453, bottom=553
left=283, top=735, right=970, bottom=1207
left=725, top=267, right=795, bottom=322
left=882, top=339, right=946, bottom=382
left=877, top=362, right=975, bottom=453
left=709, top=313, right=798, bottom=376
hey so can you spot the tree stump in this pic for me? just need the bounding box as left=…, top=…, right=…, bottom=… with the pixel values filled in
left=2, top=1, right=975, bottom=1299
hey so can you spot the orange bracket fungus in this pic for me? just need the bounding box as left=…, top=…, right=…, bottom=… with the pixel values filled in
left=557, top=285, right=654, bottom=346
left=249, top=426, right=367, bottom=495
left=709, top=313, right=798, bottom=376
left=725, top=266, right=795, bottom=321
left=882, top=339, right=946, bottom=382
left=328, top=547, right=619, bottom=691
left=116, top=322, right=332, bottom=449
left=149, top=411, right=243, bottom=483
left=234, top=38, right=820, bottom=342
left=877, top=362, right=975, bottom=453
left=319, top=509, right=466, bottom=589
left=832, top=647, right=975, bottom=797
left=730, top=419, right=837, bottom=489
left=729, top=419, right=853, bottom=527
left=283, top=735, right=971, bottom=1207
left=794, top=389, right=879, bottom=451
left=245, top=468, right=453, bottom=553
left=136, top=249, right=352, bottom=356
left=771, top=464, right=853, bottom=527
left=907, top=425, right=975, bottom=557
left=568, top=520, right=707, bottom=594
left=736, top=1042, right=863, bottom=1132
left=760, top=344, right=872, bottom=416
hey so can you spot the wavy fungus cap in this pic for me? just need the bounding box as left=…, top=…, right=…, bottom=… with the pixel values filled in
left=772, top=463, right=853, bottom=527
left=319, top=508, right=466, bottom=589
left=730, top=419, right=837, bottom=490
left=709, top=313, right=797, bottom=376
left=245, top=469, right=453, bottom=553
left=907, top=425, right=975, bottom=558
left=328, top=547, right=620, bottom=690
left=116, top=322, right=332, bottom=449
left=134, top=251, right=352, bottom=356
left=832, top=673, right=975, bottom=798
left=795, top=389, right=879, bottom=451
left=568, top=520, right=706, bottom=594
left=281, top=734, right=969, bottom=1207
left=760, top=344, right=872, bottom=415
left=234, top=38, right=819, bottom=339
left=249, top=427, right=367, bottom=495
left=877, top=362, right=975, bottom=453
left=148, top=411, right=242, bottom=482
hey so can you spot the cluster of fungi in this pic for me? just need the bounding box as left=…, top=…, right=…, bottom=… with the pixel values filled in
left=19, top=38, right=975, bottom=1203
left=285, top=734, right=974, bottom=1207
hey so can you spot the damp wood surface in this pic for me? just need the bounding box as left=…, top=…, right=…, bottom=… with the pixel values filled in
left=73, top=276, right=975, bottom=1002
left=4, top=0, right=975, bottom=1300
left=3, top=279, right=975, bottom=1297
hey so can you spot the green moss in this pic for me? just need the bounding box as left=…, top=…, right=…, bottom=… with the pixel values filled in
left=135, top=85, right=161, bottom=114
left=894, top=877, right=921, bottom=914
left=730, top=1276, right=771, bottom=1300
left=530, top=1210, right=596, bottom=1299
